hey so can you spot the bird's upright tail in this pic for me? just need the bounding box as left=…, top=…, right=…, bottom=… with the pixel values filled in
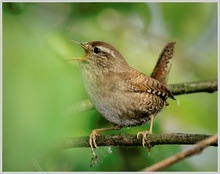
left=151, top=42, right=176, bottom=86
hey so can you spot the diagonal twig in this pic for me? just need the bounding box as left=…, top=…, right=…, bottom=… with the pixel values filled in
left=141, top=134, right=218, bottom=171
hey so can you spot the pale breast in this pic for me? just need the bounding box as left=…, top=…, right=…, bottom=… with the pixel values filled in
left=92, top=86, right=167, bottom=127
left=79, top=61, right=170, bottom=127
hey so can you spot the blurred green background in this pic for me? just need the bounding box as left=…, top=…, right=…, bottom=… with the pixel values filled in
left=2, top=2, right=217, bottom=171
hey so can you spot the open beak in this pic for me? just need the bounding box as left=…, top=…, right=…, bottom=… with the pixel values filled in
left=68, top=39, right=89, bottom=61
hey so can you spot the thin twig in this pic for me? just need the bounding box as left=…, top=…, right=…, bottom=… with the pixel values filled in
left=62, top=133, right=217, bottom=149
left=141, top=134, right=218, bottom=171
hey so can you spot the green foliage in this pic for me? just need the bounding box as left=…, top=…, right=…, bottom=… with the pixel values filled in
left=2, top=2, right=217, bottom=171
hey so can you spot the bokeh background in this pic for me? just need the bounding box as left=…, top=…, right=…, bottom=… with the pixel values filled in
left=2, top=2, right=217, bottom=171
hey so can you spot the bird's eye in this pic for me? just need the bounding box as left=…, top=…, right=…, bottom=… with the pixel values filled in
left=94, top=47, right=101, bottom=54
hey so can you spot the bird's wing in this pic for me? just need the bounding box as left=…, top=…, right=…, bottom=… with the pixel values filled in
left=122, top=68, right=175, bottom=100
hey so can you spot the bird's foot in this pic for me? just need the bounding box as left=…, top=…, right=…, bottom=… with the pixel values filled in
left=89, top=126, right=120, bottom=157
left=89, top=129, right=100, bottom=157
left=137, top=130, right=152, bottom=157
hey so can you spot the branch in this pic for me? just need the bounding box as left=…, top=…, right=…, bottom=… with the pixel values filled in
left=72, top=79, right=217, bottom=112
left=169, top=79, right=217, bottom=95
left=141, top=134, right=218, bottom=172
left=62, top=133, right=217, bottom=149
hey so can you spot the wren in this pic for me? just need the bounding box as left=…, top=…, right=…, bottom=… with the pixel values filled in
left=70, top=40, right=175, bottom=156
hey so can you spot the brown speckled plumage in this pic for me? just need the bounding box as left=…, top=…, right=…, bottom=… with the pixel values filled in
left=71, top=40, right=175, bottom=156
left=77, top=41, right=175, bottom=127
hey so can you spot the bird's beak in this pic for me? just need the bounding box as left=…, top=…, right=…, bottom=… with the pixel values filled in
left=68, top=39, right=89, bottom=61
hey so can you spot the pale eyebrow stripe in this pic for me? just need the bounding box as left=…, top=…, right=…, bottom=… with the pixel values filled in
left=98, top=46, right=116, bottom=58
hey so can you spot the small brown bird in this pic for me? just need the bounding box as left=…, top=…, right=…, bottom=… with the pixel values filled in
left=71, top=40, right=175, bottom=156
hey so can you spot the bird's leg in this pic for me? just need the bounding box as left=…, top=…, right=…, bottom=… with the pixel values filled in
left=89, top=126, right=120, bottom=157
left=137, top=115, right=154, bottom=156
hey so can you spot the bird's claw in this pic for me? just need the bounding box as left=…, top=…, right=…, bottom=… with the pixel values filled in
left=137, top=130, right=152, bottom=157
left=89, top=130, right=100, bottom=157
left=137, top=130, right=152, bottom=147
